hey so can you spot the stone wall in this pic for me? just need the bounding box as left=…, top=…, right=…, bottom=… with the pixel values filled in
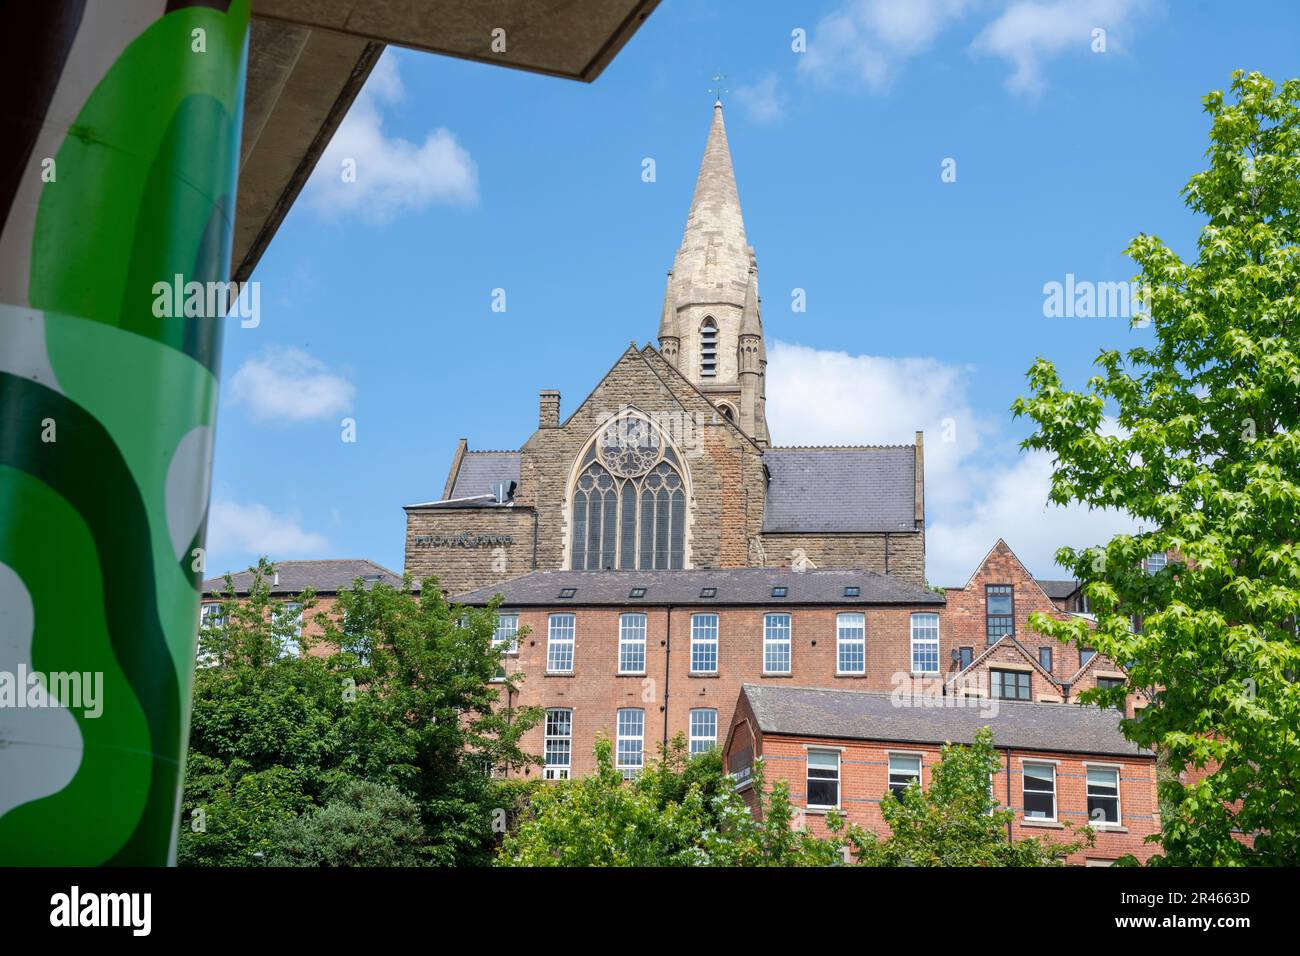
left=402, top=507, right=535, bottom=596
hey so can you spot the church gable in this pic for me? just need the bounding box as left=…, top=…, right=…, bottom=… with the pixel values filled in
left=520, top=345, right=763, bottom=571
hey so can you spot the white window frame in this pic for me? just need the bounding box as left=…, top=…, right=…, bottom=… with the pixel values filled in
left=690, top=613, right=718, bottom=674
left=543, top=708, right=572, bottom=780
left=616, top=708, right=644, bottom=778
left=763, top=612, right=792, bottom=674
left=547, top=613, right=576, bottom=673
left=1145, top=551, right=1167, bottom=575
left=806, top=748, right=841, bottom=810
left=275, top=601, right=302, bottom=659
left=618, top=612, right=647, bottom=674
left=491, top=612, right=519, bottom=682
left=887, top=751, right=923, bottom=797
left=836, top=612, right=866, bottom=675
left=1083, top=762, right=1123, bottom=827
left=688, top=708, right=717, bottom=756
left=197, top=604, right=223, bottom=668
left=910, top=612, right=940, bottom=675
left=1022, top=760, right=1058, bottom=822
left=493, top=612, right=519, bottom=654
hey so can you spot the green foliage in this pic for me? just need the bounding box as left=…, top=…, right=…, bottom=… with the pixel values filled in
left=850, top=728, right=1091, bottom=866
left=270, top=779, right=429, bottom=867
left=1012, top=71, right=1300, bottom=865
left=496, top=735, right=855, bottom=866
left=180, top=558, right=541, bottom=867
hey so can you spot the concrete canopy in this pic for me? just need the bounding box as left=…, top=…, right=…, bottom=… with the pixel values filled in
left=235, top=0, right=659, bottom=280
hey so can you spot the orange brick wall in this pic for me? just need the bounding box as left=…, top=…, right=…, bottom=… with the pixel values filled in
left=499, top=604, right=940, bottom=780
left=737, top=729, right=1159, bottom=865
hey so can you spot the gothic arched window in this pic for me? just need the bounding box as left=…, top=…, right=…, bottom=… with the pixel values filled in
left=570, top=414, right=687, bottom=570
left=700, top=318, right=717, bottom=377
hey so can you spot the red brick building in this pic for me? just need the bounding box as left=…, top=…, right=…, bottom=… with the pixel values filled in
left=940, top=540, right=1145, bottom=717
left=199, top=559, right=402, bottom=659
left=724, top=683, right=1160, bottom=865
left=454, top=567, right=944, bottom=779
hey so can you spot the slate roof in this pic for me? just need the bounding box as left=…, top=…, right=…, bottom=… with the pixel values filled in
left=1036, top=579, right=1080, bottom=600
left=203, top=559, right=402, bottom=597
left=406, top=451, right=521, bottom=510
left=762, top=446, right=916, bottom=533
left=741, top=684, right=1148, bottom=758
left=454, top=567, right=945, bottom=607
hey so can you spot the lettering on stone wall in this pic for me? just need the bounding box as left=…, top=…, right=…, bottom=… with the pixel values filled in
left=412, top=532, right=514, bottom=549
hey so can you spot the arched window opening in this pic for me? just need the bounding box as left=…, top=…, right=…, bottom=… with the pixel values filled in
left=718, top=403, right=734, bottom=422
left=700, top=318, right=717, bottom=377
left=569, top=414, right=688, bottom=570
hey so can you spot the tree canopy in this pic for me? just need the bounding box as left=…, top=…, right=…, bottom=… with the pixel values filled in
left=1013, top=71, right=1300, bottom=865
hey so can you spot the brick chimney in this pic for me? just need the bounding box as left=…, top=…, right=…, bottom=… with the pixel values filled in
left=539, top=390, right=560, bottom=429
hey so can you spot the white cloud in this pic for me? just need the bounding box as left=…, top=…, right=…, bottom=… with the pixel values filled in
left=206, top=498, right=331, bottom=563
left=305, top=52, right=478, bottom=222
left=228, top=346, right=355, bottom=424
left=799, top=0, right=978, bottom=91
left=733, top=75, right=786, bottom=122
left=766, top=340, right=992, bottom=514
left=971, top=0, right=1153, bottom=96
left=926, top=448, right=1137, bottom=585
left=765, top=339, right=1137, bottom=583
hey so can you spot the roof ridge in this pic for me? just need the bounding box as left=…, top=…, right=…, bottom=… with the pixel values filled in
left=767, top=443, right=916, bottom=451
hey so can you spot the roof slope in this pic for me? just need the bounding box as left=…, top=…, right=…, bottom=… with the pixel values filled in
left=763, top=446, right=916, bottom=533
left=454, top=567, right=944, bottom=607
left=1036, top=579, right=1080, bottom=600
left=450, top=451, right=521, bottom=500
left=742, top=684, right=1147, bottom=758
left=203, top=559, right=402, bottom=596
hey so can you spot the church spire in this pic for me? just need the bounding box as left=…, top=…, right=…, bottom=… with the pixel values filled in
left=671, top=100, right=750, bottom=299
left=663, top=100, right=768, bottom=445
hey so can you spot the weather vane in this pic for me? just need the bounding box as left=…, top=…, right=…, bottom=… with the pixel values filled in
left=708, top=72, right=728, bottom=103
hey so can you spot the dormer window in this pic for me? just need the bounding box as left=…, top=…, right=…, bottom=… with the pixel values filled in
left=700, top=318, right=717, bottom=377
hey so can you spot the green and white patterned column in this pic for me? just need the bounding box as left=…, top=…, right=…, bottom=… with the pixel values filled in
left=0, top=0, right=250, bottom=864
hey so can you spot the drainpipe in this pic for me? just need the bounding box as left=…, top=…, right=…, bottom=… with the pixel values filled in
left=884, top=533, right=891, bottom=575
left=662, top=606, right=674, bottom=748
left=1003, top=746, right=1014, bottom=842
left=531, top=509, right=539, bottom=570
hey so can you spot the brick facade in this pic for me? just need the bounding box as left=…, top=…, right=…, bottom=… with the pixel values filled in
left=725, top=690, right=1160, bottom=865
left=500, top=602, right=941, bottom=780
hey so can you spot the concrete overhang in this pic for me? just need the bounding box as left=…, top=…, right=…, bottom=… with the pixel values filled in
left=234, top=0, right=659, bottom=281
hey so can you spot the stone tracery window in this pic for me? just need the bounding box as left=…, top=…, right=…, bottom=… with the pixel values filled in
left=570, top=414, right=687, bottom=570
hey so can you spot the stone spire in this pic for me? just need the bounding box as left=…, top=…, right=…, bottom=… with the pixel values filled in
left=663, top=100, right=768, bottom=445
left=671, top=100, right=750, bottom=300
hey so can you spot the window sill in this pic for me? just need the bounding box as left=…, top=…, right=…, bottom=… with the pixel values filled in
left=1087, top=823, right=1128, bottom=833
left=761, top=672, right=795, bottom=678
left=805, top=806, right=837, bottom=815
left=688, top=672, right=720, bottom=678
left=616, top=671, right=646, bottom=677
left=910, top=671, right=940, bottom=678
left=835, top=673, right=868, bottom=678
left=543, top=671, right=575, bottom=678
left=1020, top=818, right=1064, bottom=829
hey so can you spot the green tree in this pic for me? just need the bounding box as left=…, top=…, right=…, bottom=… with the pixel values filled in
left=314, top=575, right=543, bottom=865
left=496, top=735, right=855, bottom=866
left=1012, top=71, right=1300, bottom=865
left=850, top=729, right=1091, bottom=866
left=270, top=779, right=429, bottom=867
left=180, top=559, right=540, bottom=866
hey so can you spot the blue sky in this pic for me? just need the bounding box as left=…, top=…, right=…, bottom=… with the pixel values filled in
left=207, top=0, right=1300, bottom=585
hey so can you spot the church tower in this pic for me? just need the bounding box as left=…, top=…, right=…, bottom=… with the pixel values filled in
left=658, top=100, right=770, bottom=446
